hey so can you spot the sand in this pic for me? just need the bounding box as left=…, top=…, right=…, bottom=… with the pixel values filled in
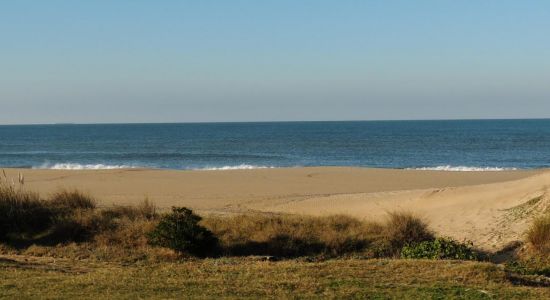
left=3, top=167, right=550, bottom=251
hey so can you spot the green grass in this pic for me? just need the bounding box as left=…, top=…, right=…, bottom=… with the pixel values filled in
left=1, top=257, right=548, bottom=299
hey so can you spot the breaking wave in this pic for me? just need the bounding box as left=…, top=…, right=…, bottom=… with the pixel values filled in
left=35, top=163, right=137, bottom=170
left=409, top=165, right=518, bottom=172
left=193, top=164, right=275, bottom=171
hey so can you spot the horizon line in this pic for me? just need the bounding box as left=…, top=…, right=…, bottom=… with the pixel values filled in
left=1, top=117, right=550, bottom=126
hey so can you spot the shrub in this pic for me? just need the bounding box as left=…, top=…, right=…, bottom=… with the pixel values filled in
left=401, top=237, right=477, bottom=260
left=373, top=212, right=434, bottom=256
left=526, top=214, right=550, bottom=255
left=148, top=207, right=218, bottom=257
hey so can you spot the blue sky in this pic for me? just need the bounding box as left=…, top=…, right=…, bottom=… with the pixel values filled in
left=1, top=1, right=549, bottom=124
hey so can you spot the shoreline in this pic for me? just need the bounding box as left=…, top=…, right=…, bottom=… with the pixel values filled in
left=6, top=164, right=536, bottom=171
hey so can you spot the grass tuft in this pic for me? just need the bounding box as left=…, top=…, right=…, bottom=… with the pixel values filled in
left=526, top=214, right=550, bottom=255
left=0, top=184, right=50, bottom=240
left=49, top=189, right=96, bottom=210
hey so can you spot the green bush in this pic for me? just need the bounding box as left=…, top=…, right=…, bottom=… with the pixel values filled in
left=148, top=207, right=218, bottom=257
left=401, top=237, right=477, bottom=260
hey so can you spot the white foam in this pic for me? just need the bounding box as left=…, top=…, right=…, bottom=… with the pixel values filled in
left=36, top=163, right=136, bottom=170
left=194, top=164, right=275, bottom=171
left=409, top=165, right=517, bottom=172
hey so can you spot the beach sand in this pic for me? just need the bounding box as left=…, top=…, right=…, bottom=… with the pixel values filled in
left=3, top=167, right=549, bottom=251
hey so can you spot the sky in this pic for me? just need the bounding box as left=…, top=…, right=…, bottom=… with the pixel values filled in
left=1, top=1, right=549, bottom=124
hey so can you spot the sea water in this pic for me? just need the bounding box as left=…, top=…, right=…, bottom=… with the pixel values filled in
left=0, top=119, right=549, bottom=171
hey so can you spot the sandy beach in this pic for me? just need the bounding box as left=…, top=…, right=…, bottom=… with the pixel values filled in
left=4, top=167, right=549, bottom=251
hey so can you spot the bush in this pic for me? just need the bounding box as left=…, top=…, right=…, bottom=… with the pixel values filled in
left=526, top=214, right=550, bottom=255
left=401, top=237, right=477, bottom=260
left=373, top=212, right=435, bottom=257
left=148, top=207, right=218, bottom=257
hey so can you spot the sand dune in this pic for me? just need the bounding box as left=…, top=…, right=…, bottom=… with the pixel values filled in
left=4, top=167, right=549, bottom=251
left=262, top=171, right=550, bottom=251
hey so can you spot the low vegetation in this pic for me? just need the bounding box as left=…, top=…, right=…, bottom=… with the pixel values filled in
left=374, top=211, right=435, bottom=257
left=203, top=214, right=374, bottom=257
left=526, top=213, right=550, bottom=255
left=2, top=179, right=549, bottom=298
left=1, top=181, right=475, bottom=261
left=2, top=257, right=549, bottom=299
left=0, top=181, right=162, bottom=261
left=148, top=207, right=218, bottom=257
left=0, top=184, right=49, bottom=241
left=401, top=237, right=477, bottom=260
left=504, top=210, right=550, bottom=278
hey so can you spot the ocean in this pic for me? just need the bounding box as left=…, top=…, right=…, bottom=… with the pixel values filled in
left=0, top=119, right=549, bottom=171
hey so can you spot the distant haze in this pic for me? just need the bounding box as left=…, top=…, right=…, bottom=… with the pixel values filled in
left=1, top=1, right=549, bottom=124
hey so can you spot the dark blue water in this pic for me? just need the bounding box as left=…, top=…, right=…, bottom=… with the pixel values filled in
left=0, top=120, right=549, bottom=170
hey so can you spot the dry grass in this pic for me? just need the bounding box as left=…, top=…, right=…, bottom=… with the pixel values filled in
left=1, top=183, right=437, bottom=261
left=0, top=184, right=51, bottom=240
left=49, top=189, right=96, bottom=210
left=526, top=214, right=550, bottom=255
left=99, top=199, right=157, bottom=221
left=0, top=183, right=459, bottom=261
left=202, top=212, right=435, bottom=258
left=0, top=182, right=163, bottom=261
left=45, top=199, right=162, bottom=261
left=203, top=214, right=375, bottom=257
left=0, top=180, right=440, bottom=261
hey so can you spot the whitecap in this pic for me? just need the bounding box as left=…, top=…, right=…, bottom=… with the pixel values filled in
left=408, top=165, right=518, bottom=172
left=193, top=164, right=275, bottom=171
left=35, top=163, right=136, bottom=170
